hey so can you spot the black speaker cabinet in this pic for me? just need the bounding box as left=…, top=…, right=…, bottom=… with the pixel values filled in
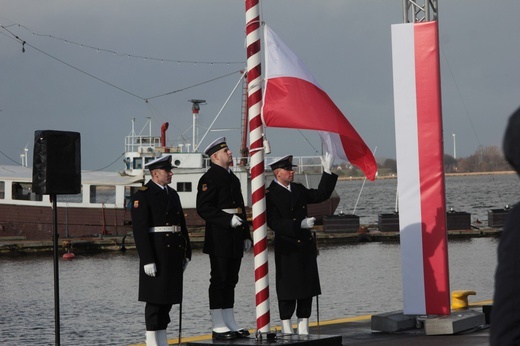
left=32, top=130, right=81, bottom=195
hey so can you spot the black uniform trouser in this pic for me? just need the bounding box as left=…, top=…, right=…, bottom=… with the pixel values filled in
left=278, top=297, right=313, bottom=320
left=145, top=303, right=173, bottom=330
left=209, top=254, right=242, bottom=309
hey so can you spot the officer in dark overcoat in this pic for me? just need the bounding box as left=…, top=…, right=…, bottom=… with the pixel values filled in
left=196, top=137, right=252, bottom=340
left=266, top=153, right=337, bottom=335
left=131, top=155, right=192, bottom=346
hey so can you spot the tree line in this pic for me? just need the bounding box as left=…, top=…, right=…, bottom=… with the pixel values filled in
left=335, top=146, right=513, bottom=178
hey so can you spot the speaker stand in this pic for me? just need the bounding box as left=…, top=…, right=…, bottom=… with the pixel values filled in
left=51, top=194, right=61, bottom=346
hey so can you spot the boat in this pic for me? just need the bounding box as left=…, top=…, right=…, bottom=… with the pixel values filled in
left=0, top=118, right=339, bottom=241
left=0, top=163, right=139, bottom=240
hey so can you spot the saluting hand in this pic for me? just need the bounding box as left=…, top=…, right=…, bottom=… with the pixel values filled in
left=320, top=152, right=334, bottom=174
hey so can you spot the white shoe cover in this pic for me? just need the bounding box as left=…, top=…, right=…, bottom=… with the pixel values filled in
left=222, top=308, right=241, bottom=331
left=156, top=329, right=168, bottom=346
left=281, top=319, right=293, bottom=334
left=211, top=309, right=231, bottom=333
left=297, top=318, right=309, bottom=335
left=146, top=330, right=159, bottom=346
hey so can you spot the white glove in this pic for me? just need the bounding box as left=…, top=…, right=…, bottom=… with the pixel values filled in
left=231, top=215, right=243, bottom=228
left=244, top=239, right=252, bottom=252
left=301, top=217, right=316, bottom=229
left=144, top=263, right=157, bottom=277
left=183, top=258, right=190, bottom=272
left=320, top=152, right=334, bottom=174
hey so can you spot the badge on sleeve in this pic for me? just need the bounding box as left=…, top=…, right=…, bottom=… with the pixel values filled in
left=202, top=184, right=208, bottom=192
left=133, top=200, right=140, bottom=208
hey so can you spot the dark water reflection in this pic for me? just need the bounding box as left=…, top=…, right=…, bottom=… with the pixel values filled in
left=1, top=237, right=498, bottom=345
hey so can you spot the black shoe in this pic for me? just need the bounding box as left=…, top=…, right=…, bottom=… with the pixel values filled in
left=235, top=328, right=250, bottom=338
left=212, top=331, right=238, bottom=340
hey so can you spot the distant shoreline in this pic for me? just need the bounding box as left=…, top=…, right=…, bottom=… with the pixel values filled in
left=338, top=170, right=516, bottom=181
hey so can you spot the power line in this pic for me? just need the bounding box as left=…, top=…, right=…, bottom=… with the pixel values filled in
left=0, top=149, right=23, bottom=165
left=30, top=39, right=147, bottom=101
left=1, top=25, right=245, bottom=102
left=11, top=22, right=245, bottom=66
left=440, top=46, right=482, bottom=148
left=145, top=70, right=242, bottom=101
left=1, top=24, right=146, bottom=100
left=86, top=153, right=125, bottom=172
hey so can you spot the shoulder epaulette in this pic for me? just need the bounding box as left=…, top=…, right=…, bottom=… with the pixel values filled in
left=139, top=186, right=148, bottom=191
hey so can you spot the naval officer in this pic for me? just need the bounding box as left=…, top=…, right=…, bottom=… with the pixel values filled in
left=266, top=153, right=337, bottom=334
left=196, top=137, right=252, bottom=340
left=131, top=155, right=192, bottom=346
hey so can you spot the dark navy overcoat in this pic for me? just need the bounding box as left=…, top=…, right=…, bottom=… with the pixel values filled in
left=490, top=108, right=520, bottom=345
left=131, top=181, right=191, bottom=304
left=266, top=172, right=338, bottom=300
left=196, top=164, right=251, bottom=259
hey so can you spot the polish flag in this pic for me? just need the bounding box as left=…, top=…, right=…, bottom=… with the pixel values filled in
left=391, top=21, right=450, bottom=315
left=261, top=25, right=377, bottom=181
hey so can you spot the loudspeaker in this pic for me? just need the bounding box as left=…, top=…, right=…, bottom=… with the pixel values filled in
left=32, top=130, right=81, bottom=195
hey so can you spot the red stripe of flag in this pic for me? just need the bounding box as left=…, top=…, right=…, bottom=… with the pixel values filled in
left=262, top=25, right=377, bottom=181
left=414, top=21, right=450, bottom=314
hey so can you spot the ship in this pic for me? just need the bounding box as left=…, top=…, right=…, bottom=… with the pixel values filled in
left=0, top=118, right=339, bottom=240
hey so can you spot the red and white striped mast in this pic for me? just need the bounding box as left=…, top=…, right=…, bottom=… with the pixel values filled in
left=245, top=0, right=270, bottom=333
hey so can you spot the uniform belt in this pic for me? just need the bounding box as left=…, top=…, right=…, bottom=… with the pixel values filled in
left=149, top=226, right=181, bottom=233
left=222, top=208, right=242, bottom=214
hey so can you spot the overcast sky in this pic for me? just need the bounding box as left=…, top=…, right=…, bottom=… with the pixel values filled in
left=1, top=0, right=519, bottom=170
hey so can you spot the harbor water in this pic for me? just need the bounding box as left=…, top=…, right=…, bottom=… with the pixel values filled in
left=336, top=173, right=520, bottom=225
left=1, top=174, right=518, bottom=345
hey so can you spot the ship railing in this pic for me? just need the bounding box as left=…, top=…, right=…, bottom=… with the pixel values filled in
left=130, top=154, right=324, bottom=175
left=125, top=134, right=162, bottom=153
left=229, top=156, right=324, bottom=174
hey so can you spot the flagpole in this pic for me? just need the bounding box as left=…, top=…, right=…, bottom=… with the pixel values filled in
left=245, top=0, right=270, bottom=334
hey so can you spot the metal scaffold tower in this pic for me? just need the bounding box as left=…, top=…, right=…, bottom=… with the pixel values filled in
left=403, top=0, right=438, bottom=22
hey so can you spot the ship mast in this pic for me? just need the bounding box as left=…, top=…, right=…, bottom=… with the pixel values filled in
left=403, top=0, right=438, bottom=23
left=189, top=99, right=206, bottom=152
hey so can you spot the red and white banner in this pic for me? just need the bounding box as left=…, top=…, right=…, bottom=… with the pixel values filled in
left=262, top=25, right=377, bottom=181
left=391, top=21, right=450, bottom=315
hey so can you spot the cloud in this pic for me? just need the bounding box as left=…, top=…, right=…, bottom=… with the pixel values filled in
left=0, top=0, right=519, bottom=169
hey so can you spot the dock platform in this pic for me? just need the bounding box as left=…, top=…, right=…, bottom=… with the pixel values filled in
left=131, top=302, right=491, bottom=346
left=314, top=316, right=489, bottom=345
